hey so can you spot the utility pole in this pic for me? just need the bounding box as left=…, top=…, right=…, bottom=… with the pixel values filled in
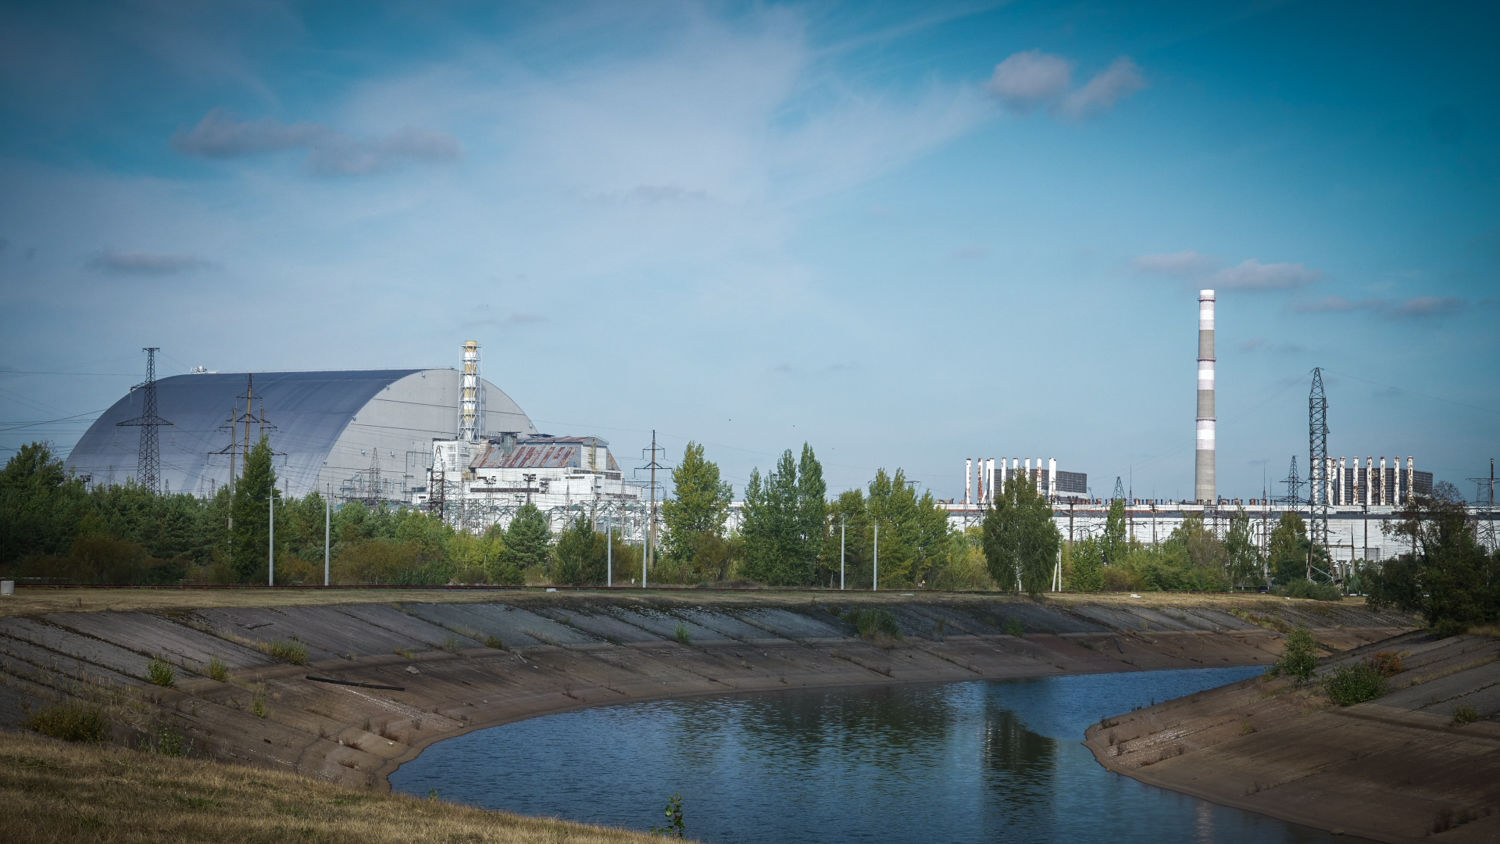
left=324, top=495, right=331, bottom=587
left=872, top=522, right=879, bottom=592
left=117, top=347, right=172, bottom=495
left=637, top=431, right=669, bottom=590
left=840, top=517, right=845, bottom=591
left=1308, top=368, right=1330, bottom=582
left=268, top=493, right=275, bottom=587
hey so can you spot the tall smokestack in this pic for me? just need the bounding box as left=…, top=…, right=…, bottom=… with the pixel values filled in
left=1196, top=289, right=1216, bottom=503
left=964, top=458, right=973, bottom=506
left=458, top=340, right=482, bottom=441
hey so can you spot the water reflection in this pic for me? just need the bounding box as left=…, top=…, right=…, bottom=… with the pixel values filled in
left=392, top=667, right=1354, bottom=844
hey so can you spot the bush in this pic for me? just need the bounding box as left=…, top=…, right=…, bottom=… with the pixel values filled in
left=1365, top=651, right=1403, bottom=677
left=1004, top=618, right=1025, bottom=637
left=29, top=702, right=109, bottom=743
left=146, top=657, right=176, bottom=687
left=484, top=634, right=504, bottom=650
left=1324, top=662, right=1387, bottom=706
left=1452, top=705, right=1478, bottom=725
left=263, top=639, right=308, bottom=665
left=845, top=608, right=901, bottom=640
left=207, top=657, right=229, bottom=682
left=674, top=623, right=692, bottom=645
left=1275, top=579, right=1343, bottom=601
left=1272, top=625, right=1318, bottom=681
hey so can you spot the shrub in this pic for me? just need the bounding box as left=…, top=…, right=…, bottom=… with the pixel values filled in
left=674, top=623, right=692, bottom=645
left=440, top=635, right=461, bottom=653
left=1275, top=579, right=1343, bottom=601
left=264, top=639, right=308, bottom=665
left=1003, top=617, right=1025, bottom=637
left=394, top=647, right=415, bottom=659
left=144, top=723, right=189, bottom=757
left=484, top=635, right=504, bottom=650
left=207, top=657, right=229, bottom=682
left=1365, top=651, right=1403, bottom=677
left=29, top=702, right=109, bottom=743
left=1452, top=705, right=1478, bottom=725
left=146, top=657, right=176, bottom=688
left=845, top=608, right=901, bottom=640
left=1323, top=662, right=1387, bottom=706
left=251, top=687, right=268, bottom=718
left=1271, top=625, right=1318, bottom=681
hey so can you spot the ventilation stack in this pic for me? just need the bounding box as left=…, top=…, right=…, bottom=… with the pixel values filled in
left=1196, top=290, right=1216, bottom=503
left=458, top=341, right=483, bottom=442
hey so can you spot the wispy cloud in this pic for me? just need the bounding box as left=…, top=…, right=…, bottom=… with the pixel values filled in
left=1293, top=294, right=1465, bottom=318
left=88, top=249, right=211, bottom=275
left=1132, top=250, right=1214, bottom=276
left=1238, top=337, right=1307, bottom=354
left=172, top=109, right=461, bottom=175
left=988, top=51, right=1145, bottom=119
left=1061, top=57, right=1146, bottom=118
left=1211, top=258, right=1321, bottom=290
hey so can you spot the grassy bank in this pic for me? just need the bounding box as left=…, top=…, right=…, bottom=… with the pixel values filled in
left=0, top=729, right=669, bottom=843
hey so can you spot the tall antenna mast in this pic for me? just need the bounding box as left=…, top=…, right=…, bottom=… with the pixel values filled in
left=116, top=347, right=172, bottom=494
left=1308, top=367, right=1330, bottom=580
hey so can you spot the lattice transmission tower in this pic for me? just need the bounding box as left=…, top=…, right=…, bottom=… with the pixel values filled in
left=1307, top=367, right=1330, bottom=581
left=1112, top=476, right=1125, bottom=502
left=116, top=347, right=172, bottom=494
left=1281, top=455, right=1305, bottom=506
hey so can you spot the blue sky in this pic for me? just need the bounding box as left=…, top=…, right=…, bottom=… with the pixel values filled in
left=1, top=0, right=1496, bottom=503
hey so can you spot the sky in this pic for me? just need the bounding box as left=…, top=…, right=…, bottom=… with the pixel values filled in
left=1, top=0, right=1497, bottom=505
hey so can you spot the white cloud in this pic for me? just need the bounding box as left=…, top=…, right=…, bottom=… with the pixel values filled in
left=987, top=50, right=1073, bottom=111
left=1211, top=259, right=1322, bottom=289
left=1061, top=56, right=1146, bottom=118
left=1132, top=250, right=1215, bottom=276
left=1294, top=294, right=1464, bottom=318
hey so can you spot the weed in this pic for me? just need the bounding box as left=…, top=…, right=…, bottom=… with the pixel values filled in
left=28, top=702, right=109, bottom=743
left=1004, top=617, right=1025, bottom=637
left=251, top=686, right=268, bottom=719
left=846, top=608, right=902, bottom=640
left=1324, top=662, right=1387, bottom=706
left=207, top=657, right=229, bottom=682
left=262, top=639, right=308, bottom=665
left=143, top=723, right=190, bottom=757
left=394, top=647, right=414, bottom=660
left=1452, top=705, right=1478, bottom=725
left=674, top=623, right=692, bottom=645
left=1270, top=625, right=1318, bottom=681
left=484, top=635, right=504, bottom=649
left=1365, top=651, right=1403, bottom=677
left=1239, top=721, right=1256, bottom=735
left=650, top=793, right=685, bottom=838
left=440, top=635, right=460, bottom=653
left=146, top=657, right=176, bottom=688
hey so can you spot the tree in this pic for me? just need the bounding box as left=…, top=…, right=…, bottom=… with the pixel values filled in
left=738, top=446, right=827, bottom=586
left=229, top=436, right=276, bottom=583
left=0, top=442, right=89, bottom=567
left=553, top=514, right=607, bottom=586
left=661, top=442, right=732, bottom=579
left=1103, top=498, right=1128, bottom=566
left=825, top=489, right=872, bottom=587
left=496, top=503, right=551, bottom=584
left=1224, top=508, right=1263, bottom=589
left=981, top=470, right=1060, bottom=596
left=864, top=468, right=952, bottom=588
left=1368, top=483, right=1499, bottom=635
left=1066, top=536, right=1104, bottom=592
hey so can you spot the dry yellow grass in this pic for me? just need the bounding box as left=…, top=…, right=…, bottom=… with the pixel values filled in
left=0, top=729, right=671, bottom=843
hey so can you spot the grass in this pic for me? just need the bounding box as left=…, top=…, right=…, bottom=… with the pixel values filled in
left=0, top=730, right=670, bottom=843
left=27, top=702, right=109, bottom=743
left=146, top=658, right=176, bottom=688
left=260, top=639, right=308, bottom=665
left=845, top=608, right=902, bottom=640
left=674, top=623, right=692, bottom=645
left=1452, top=704, right=1478, bottom=725
left=207, top=657, right=229, bottom=682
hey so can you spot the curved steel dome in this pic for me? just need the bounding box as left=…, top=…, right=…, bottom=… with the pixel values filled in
left=66, top=369, right=535, bottom=499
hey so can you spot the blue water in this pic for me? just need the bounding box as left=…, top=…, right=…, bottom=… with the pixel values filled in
left=392, top=667, right=1349, bottom=843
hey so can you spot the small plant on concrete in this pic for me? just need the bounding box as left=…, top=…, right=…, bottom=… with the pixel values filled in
left=143, top=723, right=189, bottom=757
left=846, top=608, right=902, bottom=640
left=395, top=647, right=415, bottom=659
left=674, top=623, right=692, bottom=645
left=1270, top=625, right=1318, bottom=682
left=1004, top=618, right=1025, bottom=637
left=146, top=657, right=176, bottom=688
left=251, top=686, right=268, bottom=719
left=650, top=793, right=685, bottom=838
left=207, top=657, right=229, bottom=682
left=441, top=635, right=461, bottom=653
left=484, top=635, right=504, bottom=649
left=264, top=639, right=308, bottom=665
left=1365, top=651, right=1403, bottom=677
left=1323, top=662, right=1386, bottom=706
left=28, top=702, right=109, bottom=743
left=1452, top=705, right=1478, bottom=725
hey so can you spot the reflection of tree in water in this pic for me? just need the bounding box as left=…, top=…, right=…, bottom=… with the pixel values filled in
left=982, top=708, right=1056, bottom=822
left=713, top=686, right=955, bottom=771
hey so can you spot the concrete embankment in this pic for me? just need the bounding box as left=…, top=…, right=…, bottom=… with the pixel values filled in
left=1084, top=630, right=1500, bottom=844
left=0, top=590, right=1412, bottom=796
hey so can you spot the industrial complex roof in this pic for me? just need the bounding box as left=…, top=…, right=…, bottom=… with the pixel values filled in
left=472, top=435, right=620, bottom=472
